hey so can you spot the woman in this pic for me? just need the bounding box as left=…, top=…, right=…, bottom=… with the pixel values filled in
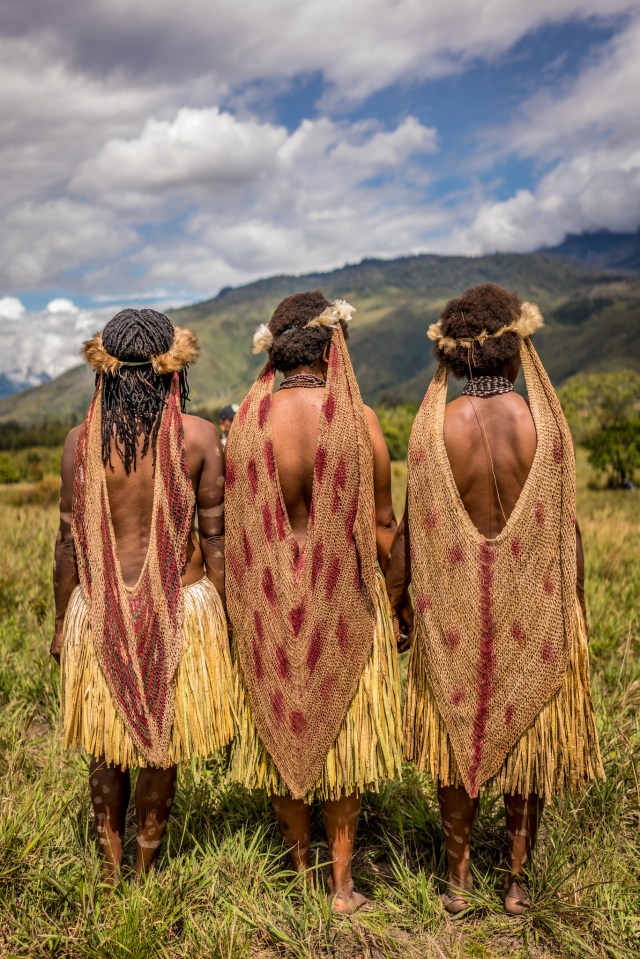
left=52, top=308, right=235, bottom=883
left=225, top=290, right=404, bottom=914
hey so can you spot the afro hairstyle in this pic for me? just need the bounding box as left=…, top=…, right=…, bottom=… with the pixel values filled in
left=434, top=283, right=522, bottom=379
left=267, top=289, right=349, bottom=372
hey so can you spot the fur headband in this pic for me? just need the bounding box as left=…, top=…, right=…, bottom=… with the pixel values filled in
left=427, top=301, right=544, bottom=354
left=252, top=299, right=355, bottom=355
left=82, top=326, right=199, bottom=374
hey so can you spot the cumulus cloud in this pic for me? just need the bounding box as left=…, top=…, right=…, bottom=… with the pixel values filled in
left=450, top=12, right=640, bottom=253
left=67, top=111, right=441, bottom=295
left=0, top=296, right=26, bottom=321
left=72, top=108, right=289, bottom=205
left=0, top=0, right=637, bottom=313
left=0, top=296, right=113, bottom=387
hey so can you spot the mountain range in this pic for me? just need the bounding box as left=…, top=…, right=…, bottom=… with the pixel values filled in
left=1, top=243, right=639, bottom=424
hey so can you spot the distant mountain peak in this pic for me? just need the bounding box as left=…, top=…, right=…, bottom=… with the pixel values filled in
left=541, top=229, right=640, bottom=274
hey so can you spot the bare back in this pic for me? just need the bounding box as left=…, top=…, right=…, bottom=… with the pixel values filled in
left=64, top=413, right=224, bottom=589
left=271, top=387, right=396, bottom=564
left=271, top=389, right=324, bottom=549
left=443, top=392, right=537, bottom=541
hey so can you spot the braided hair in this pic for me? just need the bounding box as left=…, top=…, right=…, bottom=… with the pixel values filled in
left=100, top=309, right=190, bottom=474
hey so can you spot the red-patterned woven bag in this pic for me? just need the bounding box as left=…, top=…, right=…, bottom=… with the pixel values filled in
left=225, top=322, right=378, bottom=799
left=72, top=373, right=195, bottom=767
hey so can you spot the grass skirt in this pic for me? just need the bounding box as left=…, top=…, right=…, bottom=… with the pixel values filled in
left=61, top=577, right=235, bottom=768
left=404, top=600, right=604, bottom=802
left=228, top=570, right=403, bottom=803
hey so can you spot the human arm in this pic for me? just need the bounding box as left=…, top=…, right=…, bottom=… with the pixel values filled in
left=576, top=518, right=587, bottom=631
left=385, top=492, right=414, bottom=652
left=51, top=428, right=80, bottom=663
left=364, top=406, right=397, bottom=572
left=196, top=423, right=226, bottom=607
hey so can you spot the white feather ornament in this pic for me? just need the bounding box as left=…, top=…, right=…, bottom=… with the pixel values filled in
left=517, top=302, right=544, bottom=337
left=306, top=299, right=356, bottom=329
left=252, top=323, right=274, bottom=354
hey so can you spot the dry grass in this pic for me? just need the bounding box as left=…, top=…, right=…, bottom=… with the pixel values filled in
left=0, top=450, right=638, bottom=958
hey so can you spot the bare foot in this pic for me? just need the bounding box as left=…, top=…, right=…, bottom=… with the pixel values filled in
left=504, top=877, right=531, bottom=916
left=441, top=877, right=473, bottom=915
left=99, top=860, right=121, bottom=887
left=327, top=876, right=367, bottom=915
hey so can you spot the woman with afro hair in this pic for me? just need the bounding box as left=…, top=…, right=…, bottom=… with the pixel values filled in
left=387, top=283, right=603, bottom=915
left=225, top=290, right=405, bottom=914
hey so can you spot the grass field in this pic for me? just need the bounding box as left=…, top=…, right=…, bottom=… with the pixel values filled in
left=0, top=453, right=638, bottom=959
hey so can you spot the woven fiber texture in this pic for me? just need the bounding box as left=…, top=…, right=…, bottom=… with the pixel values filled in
left=61, top=577, right=235, bottom=768
left=407, top=338, right=578, bottom=796
left=229, top=569, right=402, bottom=802
left=404, top=600, right=604, bottom=801
left=225, top=325, right=378, bottom=800
left=71, top=374, right=195, bottom=767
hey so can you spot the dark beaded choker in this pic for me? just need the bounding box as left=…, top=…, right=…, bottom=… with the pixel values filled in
left=462, top=375, right=514, bottom=398
left=279, top=372, right=326, bottom=390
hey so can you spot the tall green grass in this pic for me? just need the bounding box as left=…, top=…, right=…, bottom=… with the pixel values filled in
left=0, top=452, right=638, bottom=958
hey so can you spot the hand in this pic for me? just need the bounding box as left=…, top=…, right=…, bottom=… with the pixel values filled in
left=49, top=626, right=63, bottom=664
left=393, top=595, right=414, bottom=653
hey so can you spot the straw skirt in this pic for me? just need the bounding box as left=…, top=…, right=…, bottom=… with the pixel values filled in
left=61, top=577, right=235, bottom=768
left=229, top=570, right=403, bottom=803
left=404, top=600, right=604, bottom=801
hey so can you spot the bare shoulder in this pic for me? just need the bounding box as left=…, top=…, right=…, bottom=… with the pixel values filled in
left=182, top=414, right=222, bottom=454
left=444, top=395, right=475, bottom=426
left=363, top=404, right=383, bottom=437
left=63, top=425, right=81, bottom=455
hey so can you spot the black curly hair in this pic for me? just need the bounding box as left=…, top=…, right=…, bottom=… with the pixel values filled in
left=434, top=283, right=522, bottom=379
left=267, top=290, right=349, bottom=372
left=100, top=308, right=190, bottom=474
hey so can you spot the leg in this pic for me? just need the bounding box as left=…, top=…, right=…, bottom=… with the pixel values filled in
left=89, top=756, right=130, bottom=885
left=271, top=794, right=312, bottom=877
left=503, top=792, right=544, bottom=915
left=322, top=792, right=366, bottom=915
left=437, top=783, right=479, bottom=914
left=134, top=765, right=177, bottom=875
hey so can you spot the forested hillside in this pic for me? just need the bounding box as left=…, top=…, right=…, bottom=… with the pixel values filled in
left=2, top=251, right=638, bottom=423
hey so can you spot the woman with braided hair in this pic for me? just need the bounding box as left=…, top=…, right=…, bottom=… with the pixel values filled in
left=225, top=290, right=404, bottom=914
left=386, top=283, right=603, bottom=915
left=51, top=308, right=235, bottom=884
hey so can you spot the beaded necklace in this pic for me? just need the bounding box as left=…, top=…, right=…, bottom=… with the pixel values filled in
left=462, top=375, right=514, bottom=398
left=278, top=372, right=326, bottom=390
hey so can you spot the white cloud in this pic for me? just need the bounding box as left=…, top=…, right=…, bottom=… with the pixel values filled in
left=0, top=296, right=26, bottom=321
left=451, top=13, right=640, bottom=253
left=67, top=112, right=441, bottom=297
left=0, top=0, right=637, bottom=302
left=0, top=296, right=114, bottom=387
left=72, top=108, right=289, bottom=206
left=47, top=298, right=80, bottom=314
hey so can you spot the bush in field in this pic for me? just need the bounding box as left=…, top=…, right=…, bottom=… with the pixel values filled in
left=0, top=452, right=22, bottom=483
left=585, top=421, right=640, bottom=488
left=0, top=447, right=61, bottom=485
left=558, top=370, right=640, bottom=487
left=558, top=370, right=640, bottom=440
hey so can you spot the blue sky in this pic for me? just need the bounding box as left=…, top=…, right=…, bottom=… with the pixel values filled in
left=0, top=1, right=638, bottom=383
